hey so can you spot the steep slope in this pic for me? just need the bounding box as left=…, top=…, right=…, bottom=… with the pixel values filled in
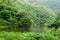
left=0, top=0, right=57, bottom=28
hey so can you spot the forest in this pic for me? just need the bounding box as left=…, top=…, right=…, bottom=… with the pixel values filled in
left=0, top=0, right=60, bottom=40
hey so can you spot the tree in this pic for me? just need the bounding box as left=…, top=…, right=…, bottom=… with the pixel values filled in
left=47, top=17, right=60, bottom=29
left=0, top=4, right=32, bottom=31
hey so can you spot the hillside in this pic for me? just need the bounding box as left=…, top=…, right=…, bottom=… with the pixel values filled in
left=0, top=0, right=57, bottom=29
left=0, top=0, right=60, bottom=40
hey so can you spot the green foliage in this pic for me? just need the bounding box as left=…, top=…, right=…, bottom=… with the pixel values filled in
left=0, top=0, right=60, bottom=40
left=0, top=10, right=10, bottom=20
left=47, top=17, right=60, bottom=29
left=0, top=32, right=59, bottom=40
left=0, top=0, right=57, bottom=28
left=17, top=18, right=32, bottom=28
left=0, top=4, right=32, bottom=31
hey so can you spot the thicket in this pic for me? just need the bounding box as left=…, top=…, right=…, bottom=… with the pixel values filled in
left=0, top=32, right=59, bottom=40
left=0, top=4, right=32, bottom=31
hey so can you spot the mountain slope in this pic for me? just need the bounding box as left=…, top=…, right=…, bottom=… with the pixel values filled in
left=0, top=0, right=57, bottom=27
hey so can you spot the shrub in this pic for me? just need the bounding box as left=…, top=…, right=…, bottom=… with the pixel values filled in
left=0, top=32, right=59, bottom=40
left=0, top=10, right=10, bottom=20
left=47, top=18, right=60, bottom=29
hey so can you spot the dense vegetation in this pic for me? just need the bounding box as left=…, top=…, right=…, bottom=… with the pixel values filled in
left=0, top=4, right=32, bottom=32
left=0, top=0, right=60, bottom=40
left=0, top=31, right=59, bottom=40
